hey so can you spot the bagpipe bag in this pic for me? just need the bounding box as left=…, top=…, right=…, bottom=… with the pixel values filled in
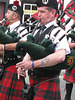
left=0, top=30, right=19, bottom=44
left=14, top=39, right=75, bottom=70
left=0, top=26, right=5, bottom=32
left=0, top=26, right=19, bottom=68
left=67, top=31, right=75, bottom=42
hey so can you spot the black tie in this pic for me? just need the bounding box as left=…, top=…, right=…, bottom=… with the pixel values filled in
left=39, top=26, right=46, bottom=35
left=34, top=26, right=46, bottom=43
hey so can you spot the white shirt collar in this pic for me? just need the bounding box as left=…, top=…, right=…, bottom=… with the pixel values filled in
left=45, top=20, right=56, bottom=28
left=9, top=21, right=20, bottom=32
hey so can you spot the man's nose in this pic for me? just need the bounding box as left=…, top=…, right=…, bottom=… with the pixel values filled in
left=38, top=12, right=41, bottom=17
left=5, top=12, right=8, bottom=16
left=5, top=14, right=7, bottom=17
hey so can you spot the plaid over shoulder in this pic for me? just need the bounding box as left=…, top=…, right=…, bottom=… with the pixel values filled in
left=63, top=66, right=75, bottom=83
left=64, top=0, right=75, bottom=20
left=29, top=75, right=61, bottom=100
left=0, top=65, right=24, bottom=100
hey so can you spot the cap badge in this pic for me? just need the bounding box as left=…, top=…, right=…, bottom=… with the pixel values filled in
left=12, top=6, right=17, bottom=11
left=42, top=0, right=49, bottom=5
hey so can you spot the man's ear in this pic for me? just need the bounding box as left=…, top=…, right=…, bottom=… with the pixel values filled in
left=51, top=9, right=56, bottom=16
left=50, top=9, right=56, bottom=19
left=13, top=13, right=18, bottom=19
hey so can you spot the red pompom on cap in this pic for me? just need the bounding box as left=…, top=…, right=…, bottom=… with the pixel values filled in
left=13, top=0, right=20, bottom=6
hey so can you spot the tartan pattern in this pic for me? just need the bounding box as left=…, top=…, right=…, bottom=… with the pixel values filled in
left=58, top=0, right=63, bottom=14
left=29, top=75, right=61, bottom=100
left=0, top=65, right=24, bottom=100
left=63, top=66, right=75, bottom=83
left=64, top=0, right=75, bottom=20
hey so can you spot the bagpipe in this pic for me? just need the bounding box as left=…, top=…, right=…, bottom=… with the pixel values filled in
left=14, top=0, right=75, bottom=71
left=15, top=1, right=75, bottom=100
left=0, top=18, right=9, bottom=79
left=0, top=18, right=19, bottom=44
left=0, top=13, right=40, bottom=81
left=0, top=15, right=40, bottom=44
left=14, top=24, right=75, bottom=71
left=0, top=18, right=9, bottom=32
left=0, top=0, right=39, bottom=44
left=0, top=0, right=38, bottom=44
left=0, top=18, right=23, bottom=44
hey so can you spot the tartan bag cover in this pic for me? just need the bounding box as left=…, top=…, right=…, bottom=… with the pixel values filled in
left=29, top=75, right=61, bottom=100
left=63, top=66, right=75, bottom=83
left=0, top=65, right=24, bottom=100
left=64, top=0, right=75, bottom=20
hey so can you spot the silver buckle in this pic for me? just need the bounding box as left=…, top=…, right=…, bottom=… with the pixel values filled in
left=2, top=54, right=8, bottom=64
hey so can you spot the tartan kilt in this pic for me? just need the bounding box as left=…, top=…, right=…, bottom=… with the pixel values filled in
left=29, top=75, right=61, bottom=100
left=63, top=66, right=75, bottom=83
left=0, top=65, right=24, bottom=100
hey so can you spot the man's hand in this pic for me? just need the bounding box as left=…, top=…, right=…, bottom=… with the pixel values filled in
left=17, top=67, right=26, bottom=79
left=16, top=60, right=32, bottom=71
left=0, top=51, right=4, bottom=57
left=0, top=44, right=4, bottom=51
left=16, top=54, right=32, bottom=79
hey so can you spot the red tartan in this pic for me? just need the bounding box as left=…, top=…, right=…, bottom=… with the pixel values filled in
left=0, top=65, right=24, bottom=100
left=63, top=66, right=75, bottom=83
left=64, top=0, right=75, bottom=20
left=29, top=75, right=61, bottom=100
left=64, top=10, right=75, bottom=20
left=66, top=0, right=74, bottom=8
